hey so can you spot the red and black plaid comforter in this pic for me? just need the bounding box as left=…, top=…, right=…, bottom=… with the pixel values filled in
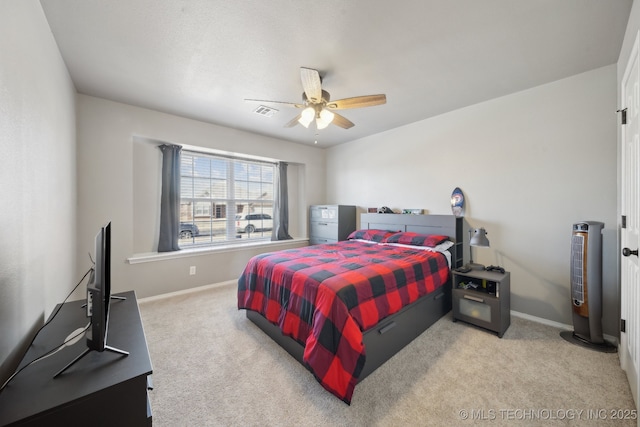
left=237, top=240, right=449, bottom=404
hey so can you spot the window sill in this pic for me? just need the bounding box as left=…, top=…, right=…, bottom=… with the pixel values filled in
left=127, top=237, right=309, bottom=265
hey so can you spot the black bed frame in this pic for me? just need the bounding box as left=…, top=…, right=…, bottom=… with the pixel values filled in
left=245, top=213, right=466, bottom=383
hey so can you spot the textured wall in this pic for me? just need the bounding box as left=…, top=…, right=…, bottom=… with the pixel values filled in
left=326, top=66, right=618, bottom=336
left=75, top=94, right=325, bottom=298
left=0, top=1, right=77, bottom=383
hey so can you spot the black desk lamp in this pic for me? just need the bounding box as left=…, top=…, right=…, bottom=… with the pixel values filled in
left=467, top=227, right=490, bottom=270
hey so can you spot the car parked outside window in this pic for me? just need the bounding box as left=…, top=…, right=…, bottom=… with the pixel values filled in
left=236, top=214, right=273, bottom=234
left=179, top=222, right=200, bottom=239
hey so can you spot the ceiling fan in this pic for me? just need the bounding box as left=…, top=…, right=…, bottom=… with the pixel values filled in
left=246, top=67, right=386, bottom=130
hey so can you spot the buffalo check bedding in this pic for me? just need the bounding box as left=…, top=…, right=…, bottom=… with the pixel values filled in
left=237, top=240, right=450, bottom=404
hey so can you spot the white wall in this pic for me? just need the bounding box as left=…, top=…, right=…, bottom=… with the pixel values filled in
left=0, top=1, right=77, bottom=382
left=326, top=65, right=618, bottom=335
left=76, top=95, right=326, bottom=298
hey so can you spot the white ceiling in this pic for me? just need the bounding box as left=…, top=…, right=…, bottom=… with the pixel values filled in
left=40, top=0, right=633, bottom=147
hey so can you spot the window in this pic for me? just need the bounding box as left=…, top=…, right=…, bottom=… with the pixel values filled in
left=179, top=150, right=275, bottom=247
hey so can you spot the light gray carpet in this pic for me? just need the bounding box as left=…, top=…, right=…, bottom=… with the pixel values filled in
left=139, top=283, right=636, bottom=426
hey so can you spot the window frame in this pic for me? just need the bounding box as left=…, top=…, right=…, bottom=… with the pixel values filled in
left=179, top=148, right=276, bottom=248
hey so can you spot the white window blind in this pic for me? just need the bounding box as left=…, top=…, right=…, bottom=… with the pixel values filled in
left=179, top=150, right=275, bottom=247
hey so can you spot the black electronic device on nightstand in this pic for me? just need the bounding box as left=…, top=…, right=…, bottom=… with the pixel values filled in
left=451, top=268, right=511, bottom=338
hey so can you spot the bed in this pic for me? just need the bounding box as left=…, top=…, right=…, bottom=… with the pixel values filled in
left=238, top=213, right=465, bottom=403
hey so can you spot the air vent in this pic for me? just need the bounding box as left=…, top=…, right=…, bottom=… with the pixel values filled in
left=253, top=105, right=278, bottom=118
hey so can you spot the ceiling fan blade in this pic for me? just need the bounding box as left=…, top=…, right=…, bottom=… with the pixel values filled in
left=284, top=113, right=302, bottom=128
left=331, top=112, right=355, bottom=129
left=300, top=67, right=322, bottom=103
left=326, top=94, right=387, bottom=110
left=244, top=98, right=304, bottom=108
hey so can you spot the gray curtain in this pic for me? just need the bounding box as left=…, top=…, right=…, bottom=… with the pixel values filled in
left=158, top=144, right=182, bottom=252
left=272, top=162, right=292, bottom=241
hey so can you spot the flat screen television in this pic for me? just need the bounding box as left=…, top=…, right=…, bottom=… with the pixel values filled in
left=54, top=222, right=128, bottom=378
left=86, top=221, right=112, bottom=351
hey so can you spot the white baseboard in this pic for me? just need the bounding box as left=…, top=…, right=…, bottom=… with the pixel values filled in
left=511, top=310, right=572, bottom=330
left=511, top=310, right=619, bottom=346
left=137, top=280, right=236, bottom=303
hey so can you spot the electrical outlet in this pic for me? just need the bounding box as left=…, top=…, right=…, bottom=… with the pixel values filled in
left=189, top=266, right=196, bottom=275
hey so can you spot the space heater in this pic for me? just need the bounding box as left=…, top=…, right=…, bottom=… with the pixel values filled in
left=561, top=221, right=614, bottom=352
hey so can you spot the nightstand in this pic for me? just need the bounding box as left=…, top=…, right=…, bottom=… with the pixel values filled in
left=452, top=269, right=511, bottom=338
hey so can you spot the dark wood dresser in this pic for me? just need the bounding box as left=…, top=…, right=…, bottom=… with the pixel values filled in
left=0, top=290, right=152, bottom=426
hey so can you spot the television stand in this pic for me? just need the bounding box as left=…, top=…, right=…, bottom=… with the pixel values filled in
left=54, top=344, right=129, bottom=379
left=81, top=294, right=127, bottom=309
left=54, top=295, right=130, bottom=378
left=0, top=291, right=152, bottom=426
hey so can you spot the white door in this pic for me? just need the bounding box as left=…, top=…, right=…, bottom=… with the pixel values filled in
left=621, top=31, right=640, bottom=411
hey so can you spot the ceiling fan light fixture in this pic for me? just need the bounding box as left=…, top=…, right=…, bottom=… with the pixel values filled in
left=319, top=108, right=334, bottom=123
left=298, top=107, right=315, bottom=128
left=316, top=109, right=335, bottom=130
left=316, top=119, right=329, bottom=130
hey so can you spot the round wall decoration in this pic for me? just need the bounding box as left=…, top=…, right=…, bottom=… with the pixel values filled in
left=451, top=187, right=465, bottom=217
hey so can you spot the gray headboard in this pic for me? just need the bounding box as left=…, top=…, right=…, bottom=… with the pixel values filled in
left=360, top=213, right=466, bottom=268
